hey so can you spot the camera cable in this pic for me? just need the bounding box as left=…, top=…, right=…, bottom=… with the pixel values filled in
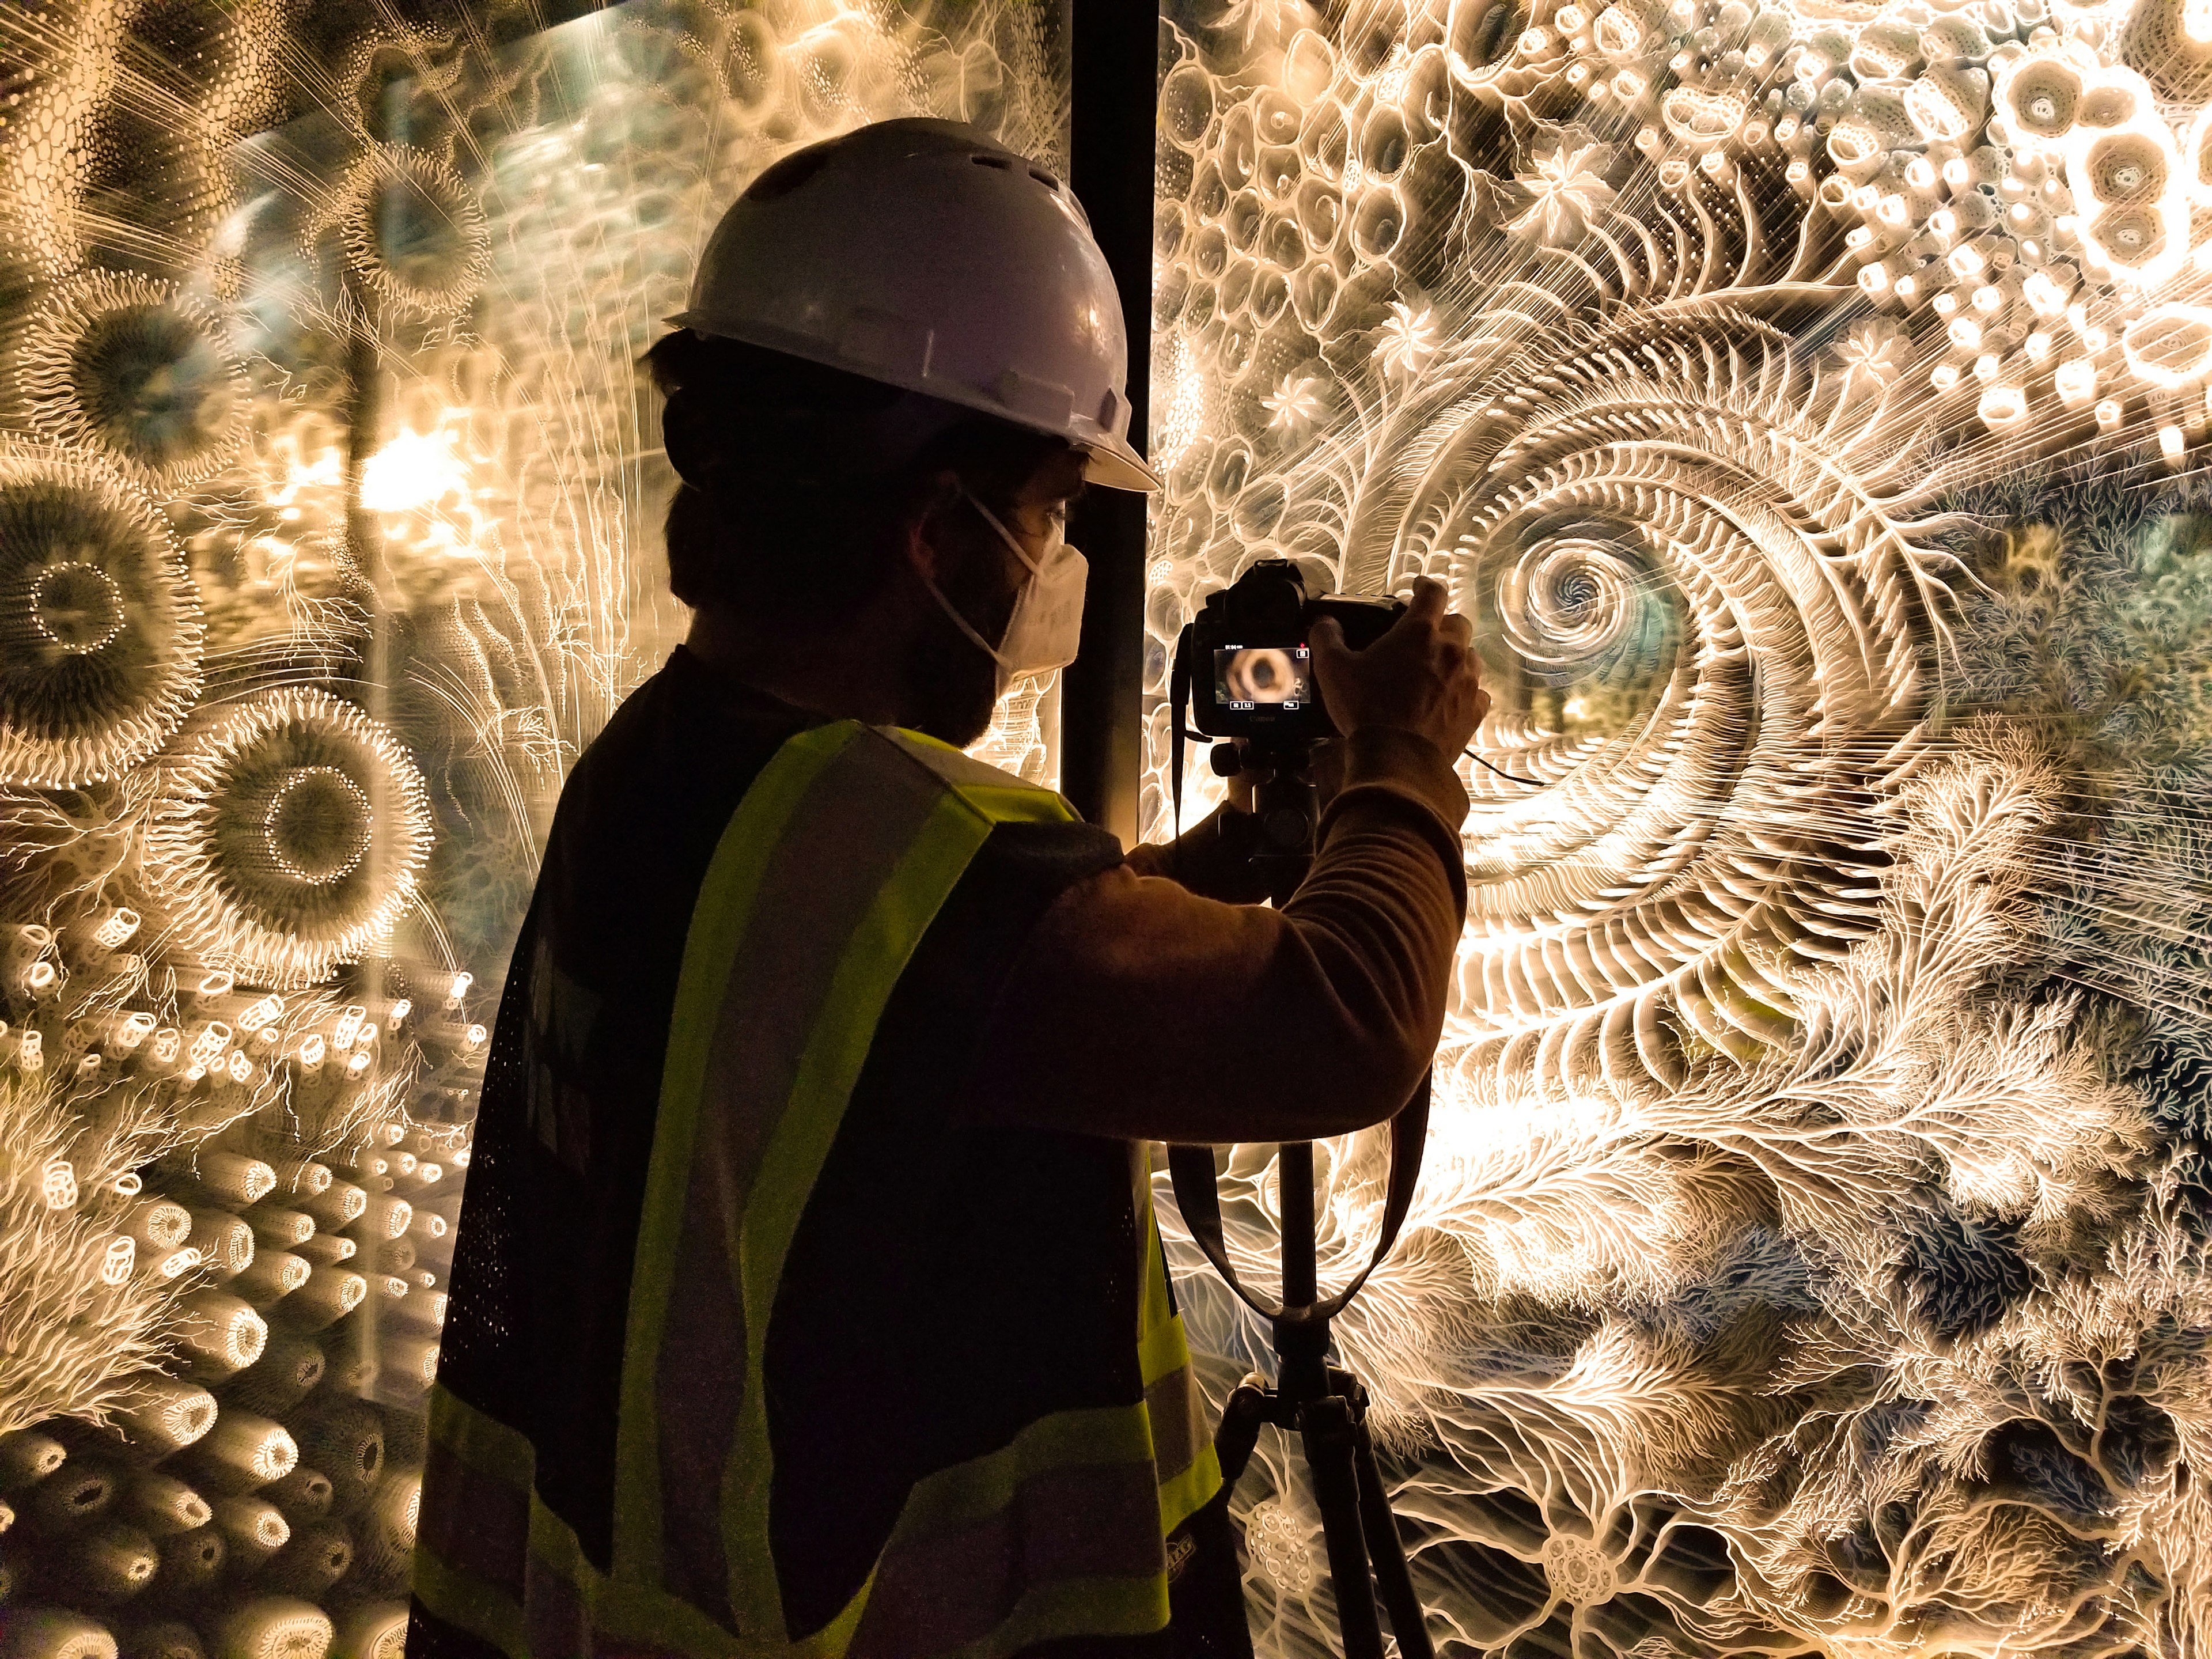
left=1465, top=747, right=1543, bottom=787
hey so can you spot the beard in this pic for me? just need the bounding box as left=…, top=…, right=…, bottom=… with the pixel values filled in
left=900, top=547, right=1016, bottom=748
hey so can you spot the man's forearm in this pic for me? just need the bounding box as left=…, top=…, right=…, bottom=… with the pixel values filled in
left=961, top=729, right=1469, bottom=1145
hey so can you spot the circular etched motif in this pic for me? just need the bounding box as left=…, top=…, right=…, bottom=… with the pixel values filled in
left=1245, top=1497, right=1314, bottom=1592
left=27, top=561, right=127, bottom=656
left=1544, top=1532, right=1615, bottom=1604
left=338, top=145, right=492, bottom=319
left=0, top=442, right=204, bottom=789
left=142, top=688, right=433, bottom=987
left=19, top=271, right=247, bottom=490
left=257, top=766, right=376, bottom=886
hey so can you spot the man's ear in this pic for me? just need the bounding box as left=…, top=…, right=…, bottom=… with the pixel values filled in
left=902, top=469, right=965, bottom=583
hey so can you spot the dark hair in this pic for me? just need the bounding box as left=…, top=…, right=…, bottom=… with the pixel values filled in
left=645, top=331, right=1073, bottom=627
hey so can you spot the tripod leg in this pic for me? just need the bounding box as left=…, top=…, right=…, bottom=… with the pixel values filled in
left=1301, top=1395, right=1385, bottom=1659
left=1351, top=1422, right=1435, bottom=1659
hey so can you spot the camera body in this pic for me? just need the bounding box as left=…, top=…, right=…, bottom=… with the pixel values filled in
left=1183, top=560, right=1404, bottom=748
left=1169, top=560, right=1408, bottom=891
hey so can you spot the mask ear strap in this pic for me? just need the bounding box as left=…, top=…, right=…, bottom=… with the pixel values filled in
left=922, top=571, right=1012, bottom=668
left=919, top=487, right=1024, bottom=668
left=960, top=487, right=1047, bottom=576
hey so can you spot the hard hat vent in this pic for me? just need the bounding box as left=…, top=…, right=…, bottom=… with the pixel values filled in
left=968, top=153, right=1060, bottom=192
left=749, top=147, right=833, bottom=202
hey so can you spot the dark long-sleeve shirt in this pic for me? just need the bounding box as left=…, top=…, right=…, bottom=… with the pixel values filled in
left=965, top=724, right=1471, bottom=1146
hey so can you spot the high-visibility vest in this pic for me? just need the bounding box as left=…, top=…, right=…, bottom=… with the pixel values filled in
left=413, top=720, right=1222, bottom=1658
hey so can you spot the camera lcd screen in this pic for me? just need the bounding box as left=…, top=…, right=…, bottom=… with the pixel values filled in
left=1214, top=645, right=1312, bottom=712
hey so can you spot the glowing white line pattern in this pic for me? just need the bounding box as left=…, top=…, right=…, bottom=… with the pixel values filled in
left=1, top=0, right=2209, bottom=1653
left=13, top=271, right=249, bottom=491
left=1147, top=1, right=2212, bottom=1653
left=139, top=687, right=435, bottom=990
left=0, top=1, right=1073, bottom=1650
left=0, top=439, right=206, bottom=790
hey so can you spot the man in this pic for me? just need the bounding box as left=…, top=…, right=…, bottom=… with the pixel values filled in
left=410, top=119, right=1485, bottom=1659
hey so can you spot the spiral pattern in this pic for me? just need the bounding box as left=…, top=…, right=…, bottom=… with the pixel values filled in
left=1377, top=316, right=1931, bottom=1095
left=141, top=689, right=433, bottom=989
left=1167, top=307, right=1938, bottom=1099
left=334, top=146, right=492, bottom=320
left=0, top=442, right=204, bottom=789
left=1489, top=537, right=1658, bottom=683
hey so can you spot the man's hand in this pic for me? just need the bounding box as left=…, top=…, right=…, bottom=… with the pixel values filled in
left=1310, top=577, right=1489, bottom=756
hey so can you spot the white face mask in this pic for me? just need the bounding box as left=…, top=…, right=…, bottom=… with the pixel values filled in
left=924, top=488, right=1089, bottom=699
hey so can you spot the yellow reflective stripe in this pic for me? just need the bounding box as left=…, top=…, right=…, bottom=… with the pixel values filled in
left=425, top=1386, right=870, bottom=1659
left=604, top=719, right=1156, bottom=1653
left=1132, top=1310, right=1222, bottom=1537
left=618, top=721, right=861, bottom=1593
left=891, top=1404, right=1158, bottom=1540
left=430, top=1381, right=533, bottom=1488
left=1131, top=1173, right=1224, bottom=1535
left=882, top=730, right=1076, bottom=828
left=953, top=783, right=1078, bottom=824
left=722, top=784, right=1003, bottom=1635
left=1135, top=1313, right=1194, bottom=1393
left=1135, top=1191, right=1175, bottom=1373
left=803, top=1575, right=874, bottom=1659
left=530, top=1491, right=839, bottom=1659
left=848, top=1402, right=1174, bottom=1658
left=414, top=1530, right=533, bottom=1659
left=888, top=727, right=976, bottom=760
left=934, top=1576, right=1171, bottom=1659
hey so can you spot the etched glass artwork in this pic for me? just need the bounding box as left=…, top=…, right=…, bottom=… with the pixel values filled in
left=0, top=3, right=1064, bottom=1653
left=1150, top=2, right=2212, bottom=1654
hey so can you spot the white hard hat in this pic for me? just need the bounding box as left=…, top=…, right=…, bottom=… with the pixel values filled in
left=671, top=118, right=1158, bottom=493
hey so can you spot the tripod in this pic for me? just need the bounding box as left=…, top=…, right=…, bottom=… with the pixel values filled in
left=1168, top=746, right=1437, bottom=1659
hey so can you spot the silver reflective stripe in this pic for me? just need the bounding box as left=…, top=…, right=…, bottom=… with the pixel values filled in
left=653, top=730, right=956, bottom=1623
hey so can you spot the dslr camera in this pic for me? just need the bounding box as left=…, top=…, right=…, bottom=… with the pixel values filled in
left=1170, top=560, right=1405, bottom=878
left=1177, top=559, right=1404, bottom=752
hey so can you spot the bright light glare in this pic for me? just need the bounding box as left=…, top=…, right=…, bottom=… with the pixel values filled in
left=359, top=430, right=464, bottom=513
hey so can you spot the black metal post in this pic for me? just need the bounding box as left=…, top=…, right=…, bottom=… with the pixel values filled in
left=1063, top=1, right=1158, bottom=846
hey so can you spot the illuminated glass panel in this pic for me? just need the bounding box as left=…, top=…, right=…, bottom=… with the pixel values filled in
left=0, top=0, right=1064, bottom=1646
left=1152, top=1, right=2212, bottom=1652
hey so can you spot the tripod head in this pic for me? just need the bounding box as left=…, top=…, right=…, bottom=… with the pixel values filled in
left=1203, top=733, right=1320, bottom=902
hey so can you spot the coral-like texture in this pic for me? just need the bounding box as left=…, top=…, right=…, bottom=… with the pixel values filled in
left=12, top=0, right=2212, bottom=1653
left=140, top=689, right=434, bottom=990
left=0, top=4, right=1072, bottom=1657
left=1151, top=1, right=2212, bottom=1654
left=14, top=272, right=248, bottom=491
left=0, top=442, right=204, bottom=790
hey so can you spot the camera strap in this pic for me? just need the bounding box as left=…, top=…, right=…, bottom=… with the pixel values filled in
left=1164, top=1073, right=1431, bottom=1324
left=1169, top=626, right=1193, bottom=864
